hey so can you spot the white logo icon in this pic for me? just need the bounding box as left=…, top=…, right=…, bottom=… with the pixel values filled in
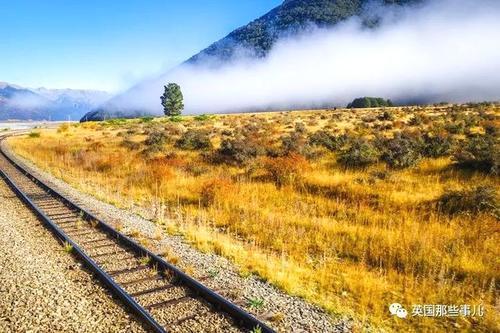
left=389, top=303, right=408, bottom=318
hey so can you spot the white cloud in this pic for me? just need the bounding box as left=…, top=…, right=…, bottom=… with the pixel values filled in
left=108, top=0, right=500, bottom=114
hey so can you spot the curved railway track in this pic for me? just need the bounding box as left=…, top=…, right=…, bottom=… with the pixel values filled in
left=0, top=133, right=275, bottom=333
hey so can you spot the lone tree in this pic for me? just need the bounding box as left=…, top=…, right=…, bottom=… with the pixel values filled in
left=161, top=83, right=184, bottom=116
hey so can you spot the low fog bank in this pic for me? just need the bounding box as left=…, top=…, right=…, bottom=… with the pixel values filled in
left=107, top=0, right=500, bottom=115
left=6, top=93, right=49, bottom=109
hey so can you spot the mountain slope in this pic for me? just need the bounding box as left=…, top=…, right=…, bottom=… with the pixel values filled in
left=0, top=82, right=110, bottom=120
left=82, top=0, right=422, bottom=121
left=187, top=0, right=419, bottom=64
left=0, top=83, right=51, bottom=120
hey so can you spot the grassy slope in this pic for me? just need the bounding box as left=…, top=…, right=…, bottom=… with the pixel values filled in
left=9, top=106, right=499, bottom=332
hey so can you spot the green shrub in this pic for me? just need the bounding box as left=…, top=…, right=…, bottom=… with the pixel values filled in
left=408, top=114, right=423, bottom=126
left=143, top=130, right=168, bottom=154
left=453, top=135, right=499, bottom=174
left=168, top=115, right=183, bottom=122
left=445, top=122, right=465, bottom=134
left=308, top=131, right=347, bottom=152
left=221, top=129, right=232, bottom=136
left=338, top=139, right=379, bottom=169
left=378, top=110, right=394, bottom=121
left=214, top=137, right=261, bottom=165
left=140, top=116, right=154, bottom=123
left=281, top=130, right=313, bottom=157
left=437, top=186, right=498, bottom=216
left=483, top=122, right=498, bottom=136
left=294, top=122, right=307, bottom=134
left=104, top=118, right=127, bottom=126
left=145, top=130, right=168, bottom=146
left=175, top=129, right=212, bottom=150
left=28, top=131, right=41, bottom=138
left=381, top=134, right=421, bottom=169
left=194, top=114, right=213, bottom=121
left=421, top=133, right=452, bottom=158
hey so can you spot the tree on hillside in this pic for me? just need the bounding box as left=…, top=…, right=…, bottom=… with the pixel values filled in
left=347, top=97, right=393, bottom=108
left=161, top=83, right=184, bottom=116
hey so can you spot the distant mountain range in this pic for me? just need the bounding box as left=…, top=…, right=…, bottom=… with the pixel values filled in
left=0, top=81, right=110, bottom=121
left=82, top=0, right=422, bottom=121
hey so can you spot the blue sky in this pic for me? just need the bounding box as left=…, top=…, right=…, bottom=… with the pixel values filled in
left=0, top=0, right=281, bottom=92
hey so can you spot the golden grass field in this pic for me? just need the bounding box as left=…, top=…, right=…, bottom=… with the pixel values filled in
left=8, top=104, right=499, bottom=332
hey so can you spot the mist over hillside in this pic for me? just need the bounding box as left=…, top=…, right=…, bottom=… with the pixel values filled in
left=0, top=82, right=110, bottom=120
left=187, top=0, right=421, bottom=64
left=83, top=0, right=500, bottom=121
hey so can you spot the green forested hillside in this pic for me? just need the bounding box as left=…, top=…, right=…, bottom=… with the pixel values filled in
left=188, top=0, right=420, bottom=63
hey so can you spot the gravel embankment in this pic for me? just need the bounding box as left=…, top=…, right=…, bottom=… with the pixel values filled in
left=2, top=138, right=353, bottom=333
left=0, top=180, right=146, bottom=332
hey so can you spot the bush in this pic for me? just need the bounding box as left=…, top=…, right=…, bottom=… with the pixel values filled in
left=483, top=122, right=498, bottom=136
left=408, top=114, right=423, bottom=126
left=143, top=130, right=168, bottom=154
left=199, top=178, right=234, bottom=207
left=164, top=123, right=184, bottom=136
left=121, top=138, right=141, bottom=150
left=145, top=130, right=168, bottom=146
left=453, top=135, right=499, bottom=174
left=214, top=137, right=261, bottom=165
left=308, top=131, right=346, bottom=152
left=168, top=115, right=183, bottom=122
left=175, top=129, right=212, bottom=150
left=281, top=131, right=313, bottom=157
left=57, top=123, right=70, bottom=133
left=194, top=114, right=213, bottom=121
left=381, top=134, right=421, bottom=169
left=445, top=122, right=465, bottom=134
left=28, top=131, right=41, bottom=138
left=338, top=139, right=379, bottom=169
left=421, top=133, right=452, bottom=158
left=294, top=122, right=307, bottom=134
left=221, top=129, right=232, bottom=136
left=262, top=153, right=309, bottom=187
left=437, top=186, right=498, bottom=216
left=140, top=116, right=154, bottom=123
left=378, top=110, right=394, bottom=121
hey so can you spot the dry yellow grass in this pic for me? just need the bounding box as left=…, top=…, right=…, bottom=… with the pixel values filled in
left=8, top=105, right=499, bottom=332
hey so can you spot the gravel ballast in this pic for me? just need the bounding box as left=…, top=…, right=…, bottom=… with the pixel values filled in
left=0, top=179, right=146, bottom=332
left=2, top=137, right=353, bottom=332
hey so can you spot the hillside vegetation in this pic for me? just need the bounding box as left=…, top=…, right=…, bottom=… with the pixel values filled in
left=9, top=104, right=499, bottom=332
left=188, top=0, right=421, bottom=63
left=347, top=97, right=394, bottom=108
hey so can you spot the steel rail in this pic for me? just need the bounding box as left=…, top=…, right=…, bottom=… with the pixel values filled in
left=0, top=134, right=275, bottom=333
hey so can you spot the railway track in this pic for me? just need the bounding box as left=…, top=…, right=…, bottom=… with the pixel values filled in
left=0, top=134, right=274, bottom=333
